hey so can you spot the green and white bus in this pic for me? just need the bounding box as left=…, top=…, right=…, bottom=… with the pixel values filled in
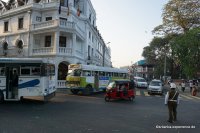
left=66, top=64, right=128, bottom=95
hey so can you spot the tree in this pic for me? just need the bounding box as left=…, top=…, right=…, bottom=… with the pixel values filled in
left=153, top=0, right=200, bottom=35
left=171, top=28, right=200, bottom=78
left=142, top=35, right=178, bottom=78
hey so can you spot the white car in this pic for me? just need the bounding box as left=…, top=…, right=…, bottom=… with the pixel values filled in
left=148, top=79, right=163, bottom=95
left=134, top=77, right=148, bottom=88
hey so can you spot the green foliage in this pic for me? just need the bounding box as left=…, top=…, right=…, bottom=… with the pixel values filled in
left=153, top=0, right=200, bottom=35
left=171, top=28, right=200, bottom=78
left=142, top=35, right=178, bottom=78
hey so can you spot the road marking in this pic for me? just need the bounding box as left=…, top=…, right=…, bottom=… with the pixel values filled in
left=144, top=91, right=150, bottom=96
left=180, top=94, right=200, bottom=100
left=136, top=90, right=140, bottom=96
left=180, top=94, right=193, bottom=100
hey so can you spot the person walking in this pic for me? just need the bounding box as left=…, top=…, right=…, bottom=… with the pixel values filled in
left=12, top=70, right=19, bottom=99
left=165, top=83, right=180, bottom=123
left=189, top=80, right=193, bottom=92
left=181, top=80, right=186, bottom=92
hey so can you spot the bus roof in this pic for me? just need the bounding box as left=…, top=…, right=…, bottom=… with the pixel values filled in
left=0, top=58, right=52, bottom=64
left=69, top=64, right=128, bottom=73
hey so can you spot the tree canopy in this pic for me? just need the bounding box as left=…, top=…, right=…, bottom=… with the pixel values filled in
left=153, top=0, right=200, bottom=35
left=142, top=0, right=200, bottom=79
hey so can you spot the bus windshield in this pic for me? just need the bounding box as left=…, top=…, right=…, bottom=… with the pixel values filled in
left=68, top=69, right=81, bottom=76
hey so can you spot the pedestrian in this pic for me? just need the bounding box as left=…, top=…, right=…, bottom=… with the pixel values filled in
left=12, top=70, right=19, bottom=99
left=165, top=83, right=180, bottom=123
left=189, top=80, right=193, bottom=92
left=181, top=80, right=185, bottom=92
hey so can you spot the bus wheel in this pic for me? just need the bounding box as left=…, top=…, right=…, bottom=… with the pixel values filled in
left=0, top=91, right=4, bottom=103
left=84, top=85, right=93, bottom=95
left=70, top=89, right=79, bottom=95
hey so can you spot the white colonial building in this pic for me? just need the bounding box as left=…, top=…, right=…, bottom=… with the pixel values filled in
left=0, top=0, right=112, bottom=88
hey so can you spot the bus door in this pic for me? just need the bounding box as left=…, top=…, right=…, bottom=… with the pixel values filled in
left=94, top=72, right=99, bottom=91
left=5, top=66, right=19, bottom=99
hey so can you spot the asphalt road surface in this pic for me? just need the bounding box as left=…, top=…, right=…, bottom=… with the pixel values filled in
left=0, top=88, right=200, bottom=133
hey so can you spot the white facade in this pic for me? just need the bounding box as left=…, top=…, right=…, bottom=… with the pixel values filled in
left=0, top=0, right=112, bottom=88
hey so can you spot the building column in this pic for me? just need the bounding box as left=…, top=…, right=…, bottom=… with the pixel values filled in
left=72, top=33, right=76, bottom=56
left=54, top=31, right=60, bottom=54
left=54, top=61, right=59, bottom=89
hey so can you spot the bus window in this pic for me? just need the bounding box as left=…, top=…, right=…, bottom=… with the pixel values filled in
left=83, top=71, right=91, bottom=76
left=68, top=70, right=73, bottom=76
left=0, top=68, right=5, bottom=76
left=74, top=69, right=81, bottom=76
left=49, top=65, right=55, bottom=76
left=21, top=67, right=31, bottom=75
left=31, top=67, right=41, bottom=75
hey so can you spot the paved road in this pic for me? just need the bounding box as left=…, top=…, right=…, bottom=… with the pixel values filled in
left=0, top=88, right=199, bottom=133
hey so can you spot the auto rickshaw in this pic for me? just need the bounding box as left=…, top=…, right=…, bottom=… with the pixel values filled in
left=105, top=80, right=135, bottom=102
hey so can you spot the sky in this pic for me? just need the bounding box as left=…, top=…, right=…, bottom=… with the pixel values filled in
left=91, top=0, right=168, bottom=67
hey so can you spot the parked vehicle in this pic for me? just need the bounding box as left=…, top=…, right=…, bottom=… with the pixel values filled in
left=147, top=79, right=163, bottom=95
left=134, top=77, right=148, bottom=88
left=105, top=79, right=135, bottom=102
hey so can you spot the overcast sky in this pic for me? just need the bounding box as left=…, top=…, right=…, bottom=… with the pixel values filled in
left=91, top=0, right=168, bottom=67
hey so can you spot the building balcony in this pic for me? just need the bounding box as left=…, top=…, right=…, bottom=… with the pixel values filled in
left=32, top=19, right=85, bottom=39
left=32, top=47, right=55, bottom=56
left=32, top=47, right=72, bottom=56
left=0, top=48, right=24, bottom=57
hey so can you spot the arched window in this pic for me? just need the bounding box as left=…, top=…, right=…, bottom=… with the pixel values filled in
left=2, top=42, right=8, bottom=56
left=16, top=40, right=23, bottom=54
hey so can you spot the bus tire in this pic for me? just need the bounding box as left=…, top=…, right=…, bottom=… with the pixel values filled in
left=70, top=89, right=79, bottom=95
left=84, top=85, right=93, bottom=95
left=0, top=91, right=4, bottom=103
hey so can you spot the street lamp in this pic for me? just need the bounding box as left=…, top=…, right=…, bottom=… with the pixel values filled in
left=103, top=42, right=110, bottom=67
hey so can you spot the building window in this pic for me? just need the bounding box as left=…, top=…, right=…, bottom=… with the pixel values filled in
left=4, top=21, right=8, bottom=32
left=88, top=45, right=90, bottom=57
left=45, top=36, right=51, bottom=47
left=18, top=18, right=24, bottom=29
left=59, top=36, right=66, bottom=47
left=36, top=16, right=41, bottom=22
left=89, top=31, right=91, bottom=39
left=46, top=17, right=52, bottom=21
left=3, top=42, right=8, bottom=56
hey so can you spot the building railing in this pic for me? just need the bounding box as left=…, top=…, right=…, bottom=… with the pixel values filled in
left=0, top=48, right=24, bottom=57
left=57, top=80, right=67, bottom=89
left=32, top=47, right=54, bottom=55
left=32, top=47, right=74, bottom=56
left=32, top=19, right=85, bottom=38
left=58, top=47, right=72, bottom=56
left=33, top=20, right=57, bottom=30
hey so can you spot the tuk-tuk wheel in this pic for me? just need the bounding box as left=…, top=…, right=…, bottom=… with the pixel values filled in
left=105, top=96, right=110, bottom=102
left=0, top=91, right=4, bottom=103
left=129, top=96, right=134, bottom=101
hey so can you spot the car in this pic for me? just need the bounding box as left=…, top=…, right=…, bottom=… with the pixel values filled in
left=134, top=77, right=148, bottom=88
left=148, top=79, right=163, bottom=95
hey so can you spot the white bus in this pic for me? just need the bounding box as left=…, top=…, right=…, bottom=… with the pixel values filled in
left=0, top=58, right=56, bottom=103
left=66, top=64, right=129, bottom=95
